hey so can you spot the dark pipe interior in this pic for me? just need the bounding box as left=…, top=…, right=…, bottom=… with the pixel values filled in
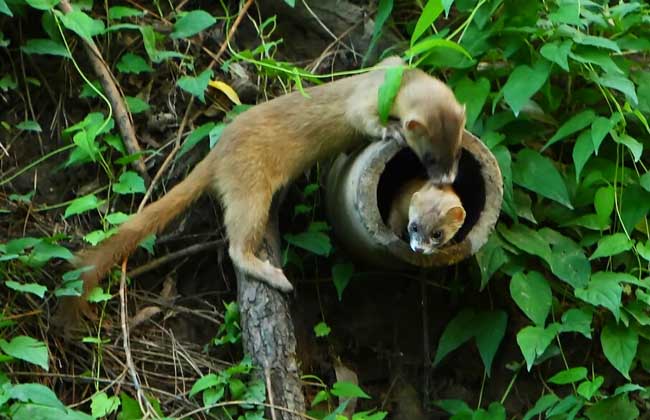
left=377, top=148, right=486, bottom=243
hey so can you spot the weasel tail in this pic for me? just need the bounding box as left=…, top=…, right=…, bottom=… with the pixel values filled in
left=64, top=56, right=466, bottom=322
left=71, top=157, right=215, bottom=312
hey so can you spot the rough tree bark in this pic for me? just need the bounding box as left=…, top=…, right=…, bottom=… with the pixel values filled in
left=236, top=193, right=305, bottom=419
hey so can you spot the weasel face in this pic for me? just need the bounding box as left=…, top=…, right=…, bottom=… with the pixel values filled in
left=407, top=185, right=466, bottom=254
left=403, top=105, right=465, bottom=185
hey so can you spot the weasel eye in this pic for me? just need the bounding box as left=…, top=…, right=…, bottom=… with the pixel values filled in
left=409, top=223, right=418, bottom=233
left=432, top=230, right=443, bottom=240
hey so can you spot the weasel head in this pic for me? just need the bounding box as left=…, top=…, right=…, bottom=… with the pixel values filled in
left=407, top=184, right=466, bottom=254
left=399, top=78, right=466, bottom=184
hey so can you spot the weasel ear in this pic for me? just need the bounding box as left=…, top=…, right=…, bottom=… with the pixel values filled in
left=448, top=206, right=466, bottom=223
left=405, top=119, right=427, bottom=134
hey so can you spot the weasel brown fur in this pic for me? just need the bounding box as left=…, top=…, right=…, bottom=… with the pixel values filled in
left=66, top=57, right=466, bottom=320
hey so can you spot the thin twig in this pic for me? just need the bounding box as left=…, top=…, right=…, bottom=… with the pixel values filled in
left=265, top=366, right=278, bottom=420
left=58, top=0, right=149, bottom=182
left=127, top=240, right=225, bottom=278
left=213, top=0, right=256, bottom=63
left=119, top=259, right=158, bottom=418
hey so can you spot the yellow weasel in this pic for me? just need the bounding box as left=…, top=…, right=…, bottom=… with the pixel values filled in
left=388, top=178, right=466, bottom=254
left=67, top=57, right=466, bottom=320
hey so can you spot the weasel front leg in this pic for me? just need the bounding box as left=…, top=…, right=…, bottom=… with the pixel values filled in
left=354, top=110, right=406, bottom=146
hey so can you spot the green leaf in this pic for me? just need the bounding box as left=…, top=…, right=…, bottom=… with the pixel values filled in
left=499, top=224, right=551, bottom=261
left=0, top=0, right=13, bottom=16
left=171, top=10, right=216, bottom=39
left=522, top=394, right=560, bottom=420
left=510, top=271, right=552, bottom=326
left=453, top=77, right=490, bottom=130
left=22, top=38, right=70, bottom=58
left=636, top=241, right=650, bottom=262
left=601, top=322, right=638, bottom=380
left=585, top=394, right=639, bottom=420
left=284, top=231, right=332, bottom=256
left=377, top=65, right=403, bottom=124
left=331, top=381, right=371, bottom=399
left=517, top=324, right=559, bottom=371
left=590, top=233, right=633, bottom=260
left=9, top=383, right=64, bottom=408
left=503, top=61, right=551, bottom=116
left=575, top=272, right=623, bottom=321
left=639, top=173, right=650, bottom=193
left=5, top=281, right=47, bottom=298
left=64, top=194, right=101, bottom=218
left=177, top=69, right=213, bottom=103
left=112, top=171, right=145, bottom=194
left=0, top=335, right=49, bottom=370
left=16, top=120, right=42, bottom=132
left=178, top=122, right=216, bottom=158
left=364, top=0, right=392, bottom=64
left=548, top=228, right=593, bottom=288
left=91, top=392, right=120, bottom=418
left=87, top=287, right=112, bottom=303
left=577, top=376, right=604, bottom=400
left=550, top=1, right=580, bottom=25
left=561, top=307, right=593, bottom=338
left=475, top=234, right=509, bottom=290
left=0, top=74, right=17, bottom=91
left=116, top=53, right=152, bottom=74
left=118, top=393, right=143, bottom=420
left=472, top=402, right=506, bottom=420
left=441, top=0, right=454, bottom=17
left=405, top=37, right=472, bottom=60
left=433, top=308, right=476, bottom=366
left=570, top=48, right=623, bottom=76
left=189, top=373, right=220, bottom=397
left=411, top=0, right=443, bottom=45
left=283, top=0, right=296, bottom=6
left=549, top=367, right=588, bottom=385
left=594, top=186, right=614, bottom=227
left=590, top=116, right=611, bottom=154
left=58, top=9, right=106, bottom=43
left=544, top=109, right=596, bottom=149
left=573, top=34, right=621, bottom=53
left=24, top=0, right=59, bottom=10
left=311, top=390, right=329, bottom=407
left=613, top=383, right=645, bottom=396
left=597, top=74, right=638, bottom=105
left=124, top=96, right=150, bottom=114
left=108, top=6, right=144, bottom=20
left=332, top=263, right=354, bottom=301
left=436, top=399, right=473, bottom=416
left=613, top=133, right=643, bottom=162
left=540, top=40, right=572, bottom=71
left=573, top=130, right=594, bottom=181
left=620, top=184, right=650, bottom=234
left=474, top=310, right=507, bottom=376
left=31, top=241, right=74, bottom=263
left=512, top=148, right=572, bottom=209
left=314, top=321, right=331, bottom=337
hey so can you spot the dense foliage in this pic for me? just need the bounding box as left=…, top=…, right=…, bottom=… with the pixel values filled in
left=1, top=0, right=650, bottom=418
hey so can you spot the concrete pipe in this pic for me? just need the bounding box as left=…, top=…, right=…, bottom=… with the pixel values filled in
left=325, top=130, right=503, bottom=269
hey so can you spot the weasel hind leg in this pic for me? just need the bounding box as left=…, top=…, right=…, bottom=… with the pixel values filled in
left=223, top=187, right=293, bottom=292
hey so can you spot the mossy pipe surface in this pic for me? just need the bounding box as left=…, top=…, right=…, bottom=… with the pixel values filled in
left=325, top=130, right=503, bottom=269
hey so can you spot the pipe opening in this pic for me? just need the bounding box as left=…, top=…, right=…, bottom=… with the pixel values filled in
left=377, top=148, right=486, bottom=244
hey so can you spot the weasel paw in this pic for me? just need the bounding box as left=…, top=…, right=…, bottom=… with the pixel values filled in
left=262, top=261, right=294, bottom=293
left=382, top=123, right=406, bottom=146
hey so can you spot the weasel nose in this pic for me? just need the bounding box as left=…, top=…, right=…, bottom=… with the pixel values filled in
left=412, top=245, right=425, bottom=253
